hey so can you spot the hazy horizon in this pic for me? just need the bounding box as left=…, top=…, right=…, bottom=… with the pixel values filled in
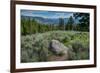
left=21, top=10, right=74, bottom=19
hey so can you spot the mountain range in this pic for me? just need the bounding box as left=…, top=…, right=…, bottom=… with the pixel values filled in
left=21, top=16, right=78, bottom=25
left=21, top=16, right=69, bottom=25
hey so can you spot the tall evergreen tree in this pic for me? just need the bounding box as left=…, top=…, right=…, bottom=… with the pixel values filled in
left=66, top=16, right=74, bottom=30
left=73, top=13, right=89, bottom=31
left=59, top=18, right=64, bottom=30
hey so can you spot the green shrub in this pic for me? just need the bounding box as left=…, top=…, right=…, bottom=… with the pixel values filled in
left=21, top=31, right=89, bottom=62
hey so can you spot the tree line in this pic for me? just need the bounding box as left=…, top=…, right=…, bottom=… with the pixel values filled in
left=21, top=13, right=89, bottom=35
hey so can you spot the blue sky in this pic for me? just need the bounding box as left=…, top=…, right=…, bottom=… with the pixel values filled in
left=21, top=10, right=74, bottom=19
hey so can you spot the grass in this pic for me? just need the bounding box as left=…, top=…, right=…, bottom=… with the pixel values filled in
left=21, top=30, right=89, bottom=62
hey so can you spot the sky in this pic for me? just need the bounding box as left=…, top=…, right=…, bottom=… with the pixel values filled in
left=21, top=10, right=74, bottom=19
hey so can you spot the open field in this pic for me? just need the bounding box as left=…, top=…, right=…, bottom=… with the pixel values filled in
left=21, top=31, right=89, bottom=62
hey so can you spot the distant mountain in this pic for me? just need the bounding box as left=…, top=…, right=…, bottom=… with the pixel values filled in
left=21, top=16, right=69, bottom=25
left=35, top=17, right=68, bottom=25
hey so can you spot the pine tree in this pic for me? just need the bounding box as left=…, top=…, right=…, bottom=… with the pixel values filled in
left=73, top=13, right=89, bottom=31
left=59, top=18, right=64, bottom=30
left=66, top=16, right=74, bottom=30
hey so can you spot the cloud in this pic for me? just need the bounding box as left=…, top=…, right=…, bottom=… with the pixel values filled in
left=21, top=10, right=74, bottom=18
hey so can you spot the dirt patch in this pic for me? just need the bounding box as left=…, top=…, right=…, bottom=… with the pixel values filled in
left=48, top=54, right=68, bottom=61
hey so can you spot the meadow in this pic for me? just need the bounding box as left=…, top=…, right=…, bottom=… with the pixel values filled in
left=21, top=10, right=90, bottom=62
left=21, top=31, right=89, bottom=62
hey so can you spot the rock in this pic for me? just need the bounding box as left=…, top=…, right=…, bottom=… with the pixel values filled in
left=49, top=39, right=69, bottom=55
